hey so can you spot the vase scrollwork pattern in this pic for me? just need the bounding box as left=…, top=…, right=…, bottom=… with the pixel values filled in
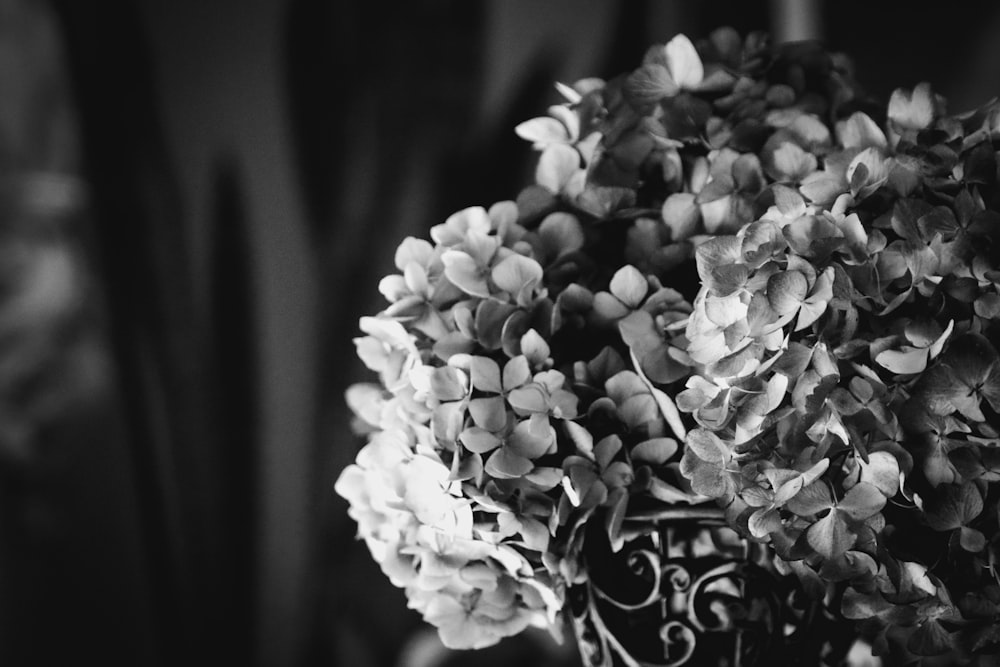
left=570, top=508, right=855, bottom=667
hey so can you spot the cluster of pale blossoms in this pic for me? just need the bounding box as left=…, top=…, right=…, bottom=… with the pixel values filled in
left=335, top=427, right=558, bottom=649
left=335, top=206, right=573, bottom=649
left=338, top=26, right=1000, bottom=661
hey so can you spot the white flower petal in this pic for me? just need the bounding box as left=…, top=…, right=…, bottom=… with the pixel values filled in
left=665, top=34, right=704, bottom=90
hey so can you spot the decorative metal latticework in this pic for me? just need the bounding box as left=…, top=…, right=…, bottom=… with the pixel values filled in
left=569, top=508, right=857, bottom=667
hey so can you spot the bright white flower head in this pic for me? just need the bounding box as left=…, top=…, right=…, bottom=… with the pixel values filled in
left=336, top=427, right=560, bottom=648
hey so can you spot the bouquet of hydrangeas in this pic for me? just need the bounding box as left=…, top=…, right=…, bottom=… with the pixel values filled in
left=336, top=27, right=1000, bottom=663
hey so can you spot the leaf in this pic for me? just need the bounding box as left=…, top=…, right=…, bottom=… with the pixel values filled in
left=538, top=212, right=584, bottom=258
left=564, top=421, right=595, bottom=459
left=492, top=254, right=544, bottom=296
left=618, top=310, right=660, bottom=353
left=888, top=82, right=935, bottom=131
left=519, top=329, right=550, bottom=367
left=507, top=384, right=549, bottom=415
left=695, top=235, right=742, bottom=284
left=680, top=449, right=735, bottom=498
left=609, top=265, right=649, bottom=309
left=943, top=334, right=1000, bottom=414
left=791, top=369, right=838, bottom=416
left=800, top=457, right=831, bottom=486
left=767, top=270, right=809, bottom=316
left=842, top=587, right=894, bottom=620
left=475, top=300, right=518, bottom=350
left=807, top=510, right=856, bottom=558
left=836, top=112, right=887, bottom=149
left=859, top=451, right=900, bottom=497
left=624, top=63, right=678, bottom=106
left=618, top=395, right=661, bottom=430
left=432, top=206, right=492, bottom=245
left=468, top=396, right=507, bottom=432
left=924, top=482, right=984, bottom=530
left=748, top=507, right=781, bottom=538
left=664, top=34, right=703, bottom=89
left=740, top=219, right=786, bottom=266
left=345, top=383, right=385, bottom=427
left=432, top=332, right=476, bottom=361
left=875, top=345, right=929, bottom=375
left=485, top=447, right=534, bottom=479
left=849, top=149, right=891, bottom=194
left=442, top=250, right=490, bottom=297
left=907, top=619, right=954, bottom=656
left=662, top=192, right=701, bottom=241
left=838, top=482, right=886, bottom=520
left=819, top=550, right=878, bottom=582
left=536, top=144, right=580, bottom=193
left=523, top=466, right=563, bottom=491
left=595, top=435, right=623, bottom=470
left=766, top=141, right=818, bottom=182
left=507, top=415, right=556, bottom=459
left=501, top=309, right=533, bottom=357
left=828, top=387, right=862, bottom=416
left=629, top=349, right=688, bottom=440
left=631, top=438, right=678, bottom=465
left=429, top=366, right=466, bottom=401
left=394, top=237, right=435, bottom=273
left=704, top=291, right=748, bottom=328
left=576, top=185, right=635, bottom=218
left=799, top=171, right=846, bottom=206
left=503, top=356, right=531, bottom=392
left=602, top=461, right=634, bottom=488
left=697, top=175, right=734, bottom=204
left=515, top=116, right=571, bottom=146
left=959, top=526, right=986, bottom=552
left=592, top=291, right=632, bottom=321
left=579, top=478, right=610, bottom=513
left=743, top=485, right=775, bottom=508
left=515, top=514, right=552, bottom=552
left=896, top=560, right=938, bottom=600
left=685, top=429, right=730, bottom=464
left=771, top=342, right=814, bottom=378
left=449, top=451, right=483, bottom=482
left=783, top=215, right=842, bottom=259
left=460, top=427, right=502, bottom=454
left=773, top=184, right=807, bottom=216
left=733, top=153, right=765, bottom=192
left=926, top=320, right=953, bottom=359
left=786, top=480, right=834, bottom=516
left=604, top=371, right=648, bottom=405
left=975, top=292, right=1000, bottom=319
left=648, top=477, right=698, bottom=503
left=772, top=476, right=804, bottom=507
left=795, top=266, right=834, bottom=331
left=431, top=401, right=465, bottom=444
left=565, top=460, right=598, bottom=504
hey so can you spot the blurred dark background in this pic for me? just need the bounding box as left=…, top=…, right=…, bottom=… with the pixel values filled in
left=0, top=1, right=998, bottom=666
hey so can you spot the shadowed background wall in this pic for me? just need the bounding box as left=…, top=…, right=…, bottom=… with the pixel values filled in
left=0, top=1, right=998, bottom=666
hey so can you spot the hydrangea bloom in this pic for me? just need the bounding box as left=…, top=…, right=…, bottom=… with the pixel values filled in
left=338, top=27, right=1000, bottom=662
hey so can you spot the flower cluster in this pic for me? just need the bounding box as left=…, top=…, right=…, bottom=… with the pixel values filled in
left=334, top=428, right=558, bottom=649
left=677, top=79, right=1000, bottom=659
left=338, top=27, right=1000, bottom=662
left=338, top=196, right=696, bottom=648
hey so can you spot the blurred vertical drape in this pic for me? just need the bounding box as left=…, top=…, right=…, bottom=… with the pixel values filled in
left=3, top=1, right=1000, bottom=666
left=0, top=0, right=159, bottom=664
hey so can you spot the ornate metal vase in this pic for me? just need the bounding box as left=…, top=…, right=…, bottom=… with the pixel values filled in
left=568, top=507, right=856, bottom=667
